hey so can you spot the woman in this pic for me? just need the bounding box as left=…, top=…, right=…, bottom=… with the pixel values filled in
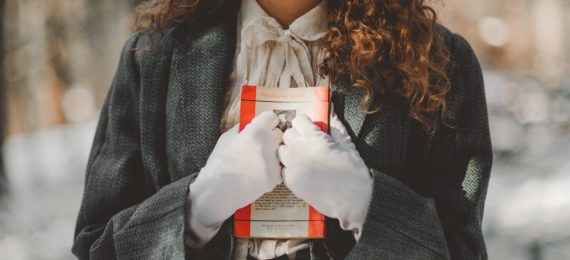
left=72, top=0, right=493, bottom=259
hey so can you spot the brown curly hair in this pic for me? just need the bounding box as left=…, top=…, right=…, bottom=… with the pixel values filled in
left=134, top=0, right=450, bottom=128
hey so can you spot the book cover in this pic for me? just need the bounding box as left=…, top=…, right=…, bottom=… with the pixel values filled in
left=234, top=85, right=329, bottom=239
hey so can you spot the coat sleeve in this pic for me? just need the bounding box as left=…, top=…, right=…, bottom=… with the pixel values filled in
left=72, top=33, right=197, bottom=260
left=346, top=33, right=493, bottom=260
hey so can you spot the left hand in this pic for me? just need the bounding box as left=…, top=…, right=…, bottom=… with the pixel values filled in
left=278, top=114, right=373, bottom=240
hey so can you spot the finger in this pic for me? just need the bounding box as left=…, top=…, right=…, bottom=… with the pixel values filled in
left=291, top=114, right=320, bottom=136
left=272, top=128, right=284, bottom=145
left=282, top=128, right=302, bottom=145
left=329, top=113, right=351, bottom=144
left=330, top=113, right=348, bottom=135
left=281, top=167, right=304, bottom=201
left=219, top=124, right=239, bottom=141
left=268, top=165, right=284, bottom=187
left=224, top=124, right=240, bottom=135
left=277, top=145, right=290, bottom=167
left=281, top=166, right=288, bottom=188
left=250, top=111, right=279, bottom=129
left=281, top=166, right=296, bottom=192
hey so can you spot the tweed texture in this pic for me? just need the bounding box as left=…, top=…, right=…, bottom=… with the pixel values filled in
left=72, top=15, right=492, bottom=260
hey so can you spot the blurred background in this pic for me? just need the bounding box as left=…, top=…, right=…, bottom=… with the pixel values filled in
left=0, top=0, right=569, bottom=259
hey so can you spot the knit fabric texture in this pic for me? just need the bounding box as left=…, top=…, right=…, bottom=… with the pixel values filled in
left=72, top=9, right=493, bottom=260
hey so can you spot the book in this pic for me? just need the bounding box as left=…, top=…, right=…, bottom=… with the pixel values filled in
left=234, top=85, right=330, bottom=239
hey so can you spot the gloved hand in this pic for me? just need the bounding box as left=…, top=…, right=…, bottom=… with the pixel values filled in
left=187, top=111, right=283, bottom=248
left=278, top=114, right=373, bottom=240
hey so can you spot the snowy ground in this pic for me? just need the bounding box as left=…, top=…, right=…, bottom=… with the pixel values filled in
left=0, top=121, right=569, bottom=260
left=0, top=122, right=95, bottom=260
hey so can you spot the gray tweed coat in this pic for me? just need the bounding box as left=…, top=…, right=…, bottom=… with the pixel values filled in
left=72, top=12, right=493, bottom=260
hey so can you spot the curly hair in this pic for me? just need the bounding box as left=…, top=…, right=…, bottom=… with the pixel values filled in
left=134, top=0, right=451, bottom=128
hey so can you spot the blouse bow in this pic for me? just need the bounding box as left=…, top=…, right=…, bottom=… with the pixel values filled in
left=240, top=16, right=327, bottom=87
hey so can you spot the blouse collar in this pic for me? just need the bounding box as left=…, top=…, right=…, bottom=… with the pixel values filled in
left=240, top=0, right=329, bottom=42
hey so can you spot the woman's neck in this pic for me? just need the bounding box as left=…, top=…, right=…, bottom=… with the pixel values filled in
left=256, top=0, right=322, bottom=28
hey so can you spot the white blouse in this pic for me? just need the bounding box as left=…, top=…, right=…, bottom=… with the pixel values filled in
left=220, top=0, right=329, bottom=259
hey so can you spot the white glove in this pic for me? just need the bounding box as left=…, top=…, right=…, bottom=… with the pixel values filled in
left=187, top=111, right=283, bottom=248
left=278, top=114, right=373, bottom=240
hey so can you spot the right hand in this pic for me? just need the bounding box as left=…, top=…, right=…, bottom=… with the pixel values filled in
left=189, top=111, right=283, bottom=231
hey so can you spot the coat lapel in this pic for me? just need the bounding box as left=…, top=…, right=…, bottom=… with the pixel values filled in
left=332, top=77, right=414, bottom=177
left=331, top=78, right=367, bottom=140
left=331, top=76, right=389, bottom=142
left=166, top=22, right=237, bottom=180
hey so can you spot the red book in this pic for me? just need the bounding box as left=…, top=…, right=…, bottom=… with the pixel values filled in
left=234, top=85, right=329, bottom=239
